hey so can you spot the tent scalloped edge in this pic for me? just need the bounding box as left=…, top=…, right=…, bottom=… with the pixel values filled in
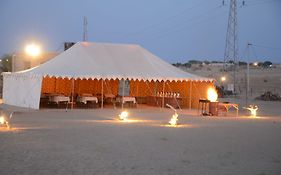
left=2, top=72, right=214, bottom=83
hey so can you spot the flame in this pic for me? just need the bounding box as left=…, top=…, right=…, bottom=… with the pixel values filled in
left=0, top=116, right=5, bottom=124
left=169, top=113, right=178, bottom=126
left=207, top=88, right=218, bottom=102
left=119, top=111, right=129, bottom=121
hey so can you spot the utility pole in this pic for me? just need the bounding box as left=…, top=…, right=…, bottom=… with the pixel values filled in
left=224, top=0, right=239, bottom=95
left=246, top=43, right=251, bottom=106
left=83, top=16, right=88, bottom=41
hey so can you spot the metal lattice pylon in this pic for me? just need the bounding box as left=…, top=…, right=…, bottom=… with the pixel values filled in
left=224, top=0, right=239, bottom=94
left=83, top=16, right=88, bottom=41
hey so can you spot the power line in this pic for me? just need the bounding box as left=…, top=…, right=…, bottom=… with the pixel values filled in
left=243, top=0, right=281, bottom=7
left=148, top=6, right=227, bottom=40
left=115, top=1, right=211, bottom=40
left=251, top=44, right=281, bottom=51
left=250, top=45, right=260, bottom=61
left=129, top=5, right=224, bottom=41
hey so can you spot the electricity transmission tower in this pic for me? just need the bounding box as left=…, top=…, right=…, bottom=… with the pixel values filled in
left=83, top=16, right=88, bottom=41
left=223, top=0, right=239, bottom=94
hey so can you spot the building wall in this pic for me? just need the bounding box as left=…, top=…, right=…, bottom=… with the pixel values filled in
left=12, top=52, right=59, bottom=72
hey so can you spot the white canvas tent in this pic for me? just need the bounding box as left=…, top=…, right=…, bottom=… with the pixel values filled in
left=2, top=42, right=213, bottom=109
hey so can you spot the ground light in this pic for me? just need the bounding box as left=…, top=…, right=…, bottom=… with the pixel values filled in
left=168, top=112, right=178, bottom=126
left=119, top=111, right=129, bottom=121
left=0, top=115, right=10, bottom=129
left=244, top=105, right=259, bottom=117
left=0, top=112, right=14, bottom=129
left=166, top=104, right=179, bottom=126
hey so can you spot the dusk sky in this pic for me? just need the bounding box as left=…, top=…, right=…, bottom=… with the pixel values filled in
left=0, top=0, right=281, bottom=63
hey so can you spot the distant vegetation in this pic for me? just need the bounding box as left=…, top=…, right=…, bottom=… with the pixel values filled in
left=172, top=60, right=273, bottom=68
left=0, top=54, right=12, bottom=72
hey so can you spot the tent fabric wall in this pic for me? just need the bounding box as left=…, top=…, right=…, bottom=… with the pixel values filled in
left=3, top=74, right=213, bottom=110
left=130, top=80, right=156, bottom=97
left=2, top=42, right=214, bottom=109
left=103, top=79, right=119, bottom=96
left=3, top=74, right=42, bottom=109
left=41, top=77, right=119, bottom=97
left=129, top=80, right=214, bottom=109
left=41, top=77, right=72, bottom=96
left=41, top=77, right=56, bottom=93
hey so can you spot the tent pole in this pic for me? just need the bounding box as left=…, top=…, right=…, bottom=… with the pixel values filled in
left=71, top=78, right=74, bottom=109
left=162, top=81, right=165, bottom=108
left=189, top=81, right=192, bottom=110
left=122, top=79, right=125, bottom=110
left=136, top=81, right=139, bottom=97
left=101, top=79, right=104, bottom=109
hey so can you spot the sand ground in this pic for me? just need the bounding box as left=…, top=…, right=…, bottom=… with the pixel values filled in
left=0, top=100, right=281, bottom=175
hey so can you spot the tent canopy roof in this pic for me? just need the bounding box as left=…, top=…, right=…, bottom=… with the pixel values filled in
left=11, top=42, right=212, bottom=82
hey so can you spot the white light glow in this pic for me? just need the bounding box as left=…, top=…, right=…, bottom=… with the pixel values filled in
left=245, top=105, right=259, bottom=117
left=169, top=113, right=178, bottom=126
left=0, top=116, right=5, bottom=124
left=25, top=43, right=41, bottom=57
left=119, top=111, right=129, bottom=121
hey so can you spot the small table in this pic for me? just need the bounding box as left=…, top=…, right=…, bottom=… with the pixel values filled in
left=122, top=97, right=136, bottom=104
left=49, top=95, right=70, bottom=104
left=198, top=99, right=210, bottom=116
left=116, top=96, right=137, bottom=107
left=218, top=103, right=239, bottom=116
left=77, top=96, right=98, bottom=104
